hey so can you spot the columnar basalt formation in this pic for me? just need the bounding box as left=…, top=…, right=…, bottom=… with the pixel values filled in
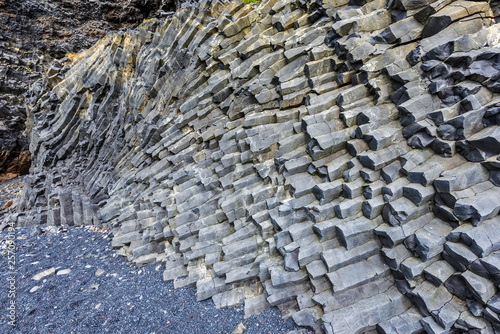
left=13, top=0, right=500, bottom=332
left=0, top=0, right=182, bottom=181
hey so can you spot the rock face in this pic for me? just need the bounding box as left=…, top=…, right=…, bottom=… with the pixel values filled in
left=0, top=152, right=31, bottom=182
left=0, top=0, right=184, bottom=181
left=13, top=0, right=500, bottom=332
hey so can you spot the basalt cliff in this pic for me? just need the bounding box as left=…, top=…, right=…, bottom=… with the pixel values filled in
left=11, top=0, right=500, bottom=332
left=0, top=0, right=185, bottom=181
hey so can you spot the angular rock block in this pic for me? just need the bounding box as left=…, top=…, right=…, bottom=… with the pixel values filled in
left=453, top=187, right=500, bottom=225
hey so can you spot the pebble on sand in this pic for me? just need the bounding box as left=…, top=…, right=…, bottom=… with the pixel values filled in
left=56, top=268, right=71, bottom=275
left=32, top=267, right=56, bottom=280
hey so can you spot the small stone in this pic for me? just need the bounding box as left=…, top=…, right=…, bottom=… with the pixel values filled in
left=231, top=322, right=247, bottom=334
left=43, top=226, right=59, bottom=234
left=86, top=284, right=100, bottom=292
left=30, top=286, right=40, bottom=293
left=56, top=269, right=71, bottom=275
left=32, top=268, right=56, bottom=281
left=30, top=226, right=42, bottom=236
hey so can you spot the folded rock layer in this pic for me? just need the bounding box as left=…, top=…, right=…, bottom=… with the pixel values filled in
left=13, top=0, right=500, bottom=332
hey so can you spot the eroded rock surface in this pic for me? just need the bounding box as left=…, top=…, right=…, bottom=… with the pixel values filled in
left=12, top=0, right=500, bottom=332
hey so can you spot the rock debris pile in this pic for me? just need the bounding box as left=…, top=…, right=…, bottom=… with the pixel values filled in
left=10, top=0, right=500, bottom=332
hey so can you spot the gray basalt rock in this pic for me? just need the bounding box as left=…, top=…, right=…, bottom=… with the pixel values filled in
left=0, top=0, right=182, bottom=181
left=15, top=0, right=500, bottom=332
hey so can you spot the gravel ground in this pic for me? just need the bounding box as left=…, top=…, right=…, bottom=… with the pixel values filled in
left=0, top=179, right=306, bottom=334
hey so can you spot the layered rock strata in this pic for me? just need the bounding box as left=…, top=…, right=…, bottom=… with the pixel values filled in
left=13, top=0, right=500, bottom=332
